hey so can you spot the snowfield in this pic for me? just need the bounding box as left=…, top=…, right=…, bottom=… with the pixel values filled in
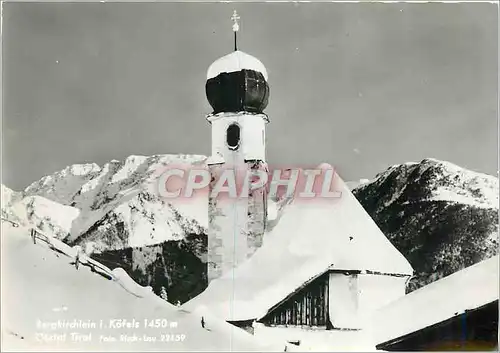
left=0, top=222, right=283, bottom=352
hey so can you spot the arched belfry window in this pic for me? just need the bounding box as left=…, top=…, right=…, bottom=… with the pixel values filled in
left=226, top=123, right=241, bottom=150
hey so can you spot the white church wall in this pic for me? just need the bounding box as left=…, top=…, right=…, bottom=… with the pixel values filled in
left=253, top=322, right=376, bottom=352
left=327, top=272, right=408, bottom=330
left=328, top=273, right=361, bottom=329
left=357, top=274, right=408, bottom=328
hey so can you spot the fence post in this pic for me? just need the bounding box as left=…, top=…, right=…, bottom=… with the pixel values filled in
left=75, top=246, right=81, bottom=270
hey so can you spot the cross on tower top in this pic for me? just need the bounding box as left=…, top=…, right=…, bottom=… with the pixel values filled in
left=231, top=10, right=240, bottom=32
left=231, top=10, right=240, bottom=51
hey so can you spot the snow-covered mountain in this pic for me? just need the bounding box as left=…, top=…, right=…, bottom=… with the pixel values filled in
left=345, top=179, right=370, bottom=191
left=1, top=184, right=23, bottom=224
left=18, top=154, right=208, bottom=251
left=2, top=183, right=82, bottom=238
left=353, top=158, right=499, bottom=292
left=2, top=184, right=21, bottom=206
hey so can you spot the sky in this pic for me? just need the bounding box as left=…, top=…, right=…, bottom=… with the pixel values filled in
left=2, top=2, right=498, bottom=190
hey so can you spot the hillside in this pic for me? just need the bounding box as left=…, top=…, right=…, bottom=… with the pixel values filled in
left=0, top=223, right=283, bottom=352
left=90, top=233, right=208, bottom=305
left=353, top=158, right=499, bottom=291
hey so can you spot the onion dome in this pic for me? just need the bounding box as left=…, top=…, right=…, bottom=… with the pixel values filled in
left=206, top=50, right=270, bottom=115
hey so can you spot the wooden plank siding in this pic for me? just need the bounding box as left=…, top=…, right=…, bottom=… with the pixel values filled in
left=260, top=273, right=330, bottom=328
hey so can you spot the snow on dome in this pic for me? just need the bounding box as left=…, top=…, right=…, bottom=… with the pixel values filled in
left=207, top=50, right=268, bottom=80
left=317, top=162, right=335, bottom=171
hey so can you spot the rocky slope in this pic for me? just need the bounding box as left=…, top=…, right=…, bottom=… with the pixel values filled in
left=353, top=158, right=499, bottom=292
left=90, top=232, right=207, bottom=305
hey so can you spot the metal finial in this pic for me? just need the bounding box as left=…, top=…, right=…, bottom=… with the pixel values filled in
left=231, top=10, right=240, bottom=32
left=231, top=10, right=240, bottom=51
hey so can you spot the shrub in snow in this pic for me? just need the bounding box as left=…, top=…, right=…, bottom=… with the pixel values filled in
left=160, top=286, right=168, bottom=301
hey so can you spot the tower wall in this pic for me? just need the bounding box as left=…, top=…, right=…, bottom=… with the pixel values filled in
left=207, top=112, right=268, bottom=283
left=209, top=113, right=267, bottom=162
left=246, top=160, right=268, bottom=255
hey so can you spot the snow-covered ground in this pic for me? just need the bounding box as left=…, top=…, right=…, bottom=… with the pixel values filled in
left=0, top=222, right=284, bottom=352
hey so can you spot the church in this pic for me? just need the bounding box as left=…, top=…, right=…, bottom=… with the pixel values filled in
left=182, top=12, right=415, bottom=351
left=181, top=13, right=500, bottom=351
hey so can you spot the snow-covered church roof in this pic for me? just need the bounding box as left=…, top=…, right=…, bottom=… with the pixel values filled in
left=184, top=167, right=413, bottom=322
left=207, top=50, right=268, bottom=80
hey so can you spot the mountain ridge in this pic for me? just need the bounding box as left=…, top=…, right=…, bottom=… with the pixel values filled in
left=352, top=157, right=498, bottom=291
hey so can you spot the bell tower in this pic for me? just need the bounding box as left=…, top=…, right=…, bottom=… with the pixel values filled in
left=205, top=11, right=270, bottom=282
